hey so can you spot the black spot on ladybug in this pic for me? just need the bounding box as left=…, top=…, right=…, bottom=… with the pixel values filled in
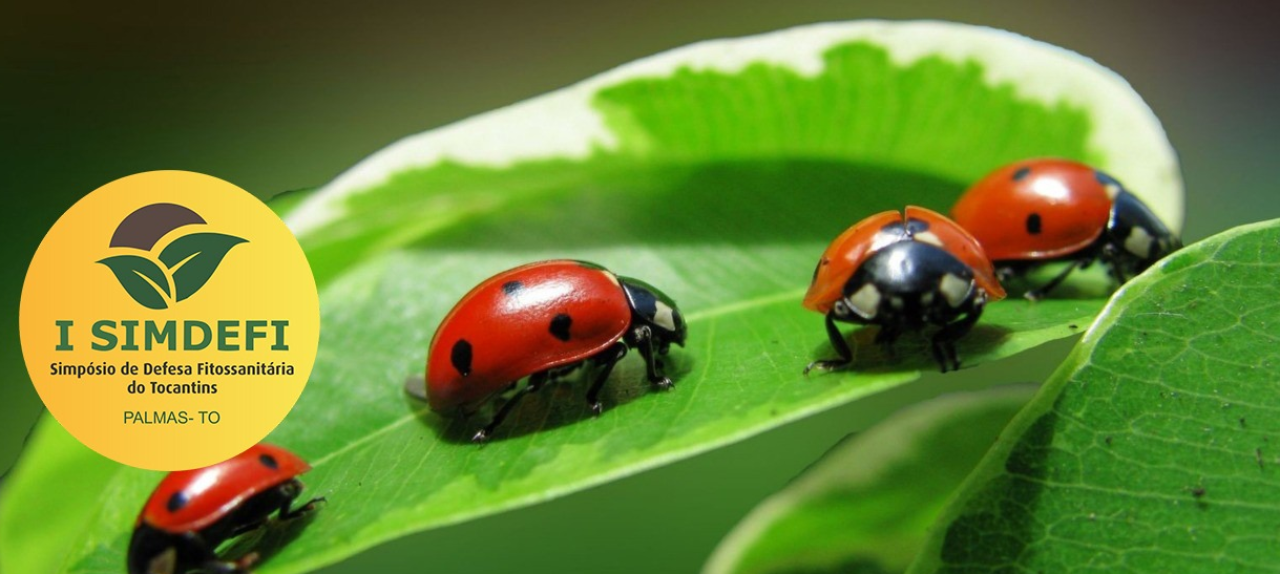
left=1013, top=166, right=1032, bottom=181
left=550, top=314, right=573, bottom=341
left=1026, top=213, right=1042, bottom=235
left=259, top=454, right=278, bottom=470
left=501, top=281, right=523, bottom=295
left=167, top=491, right=188, bottom=513
left=451, top=340, right=473, bottom=377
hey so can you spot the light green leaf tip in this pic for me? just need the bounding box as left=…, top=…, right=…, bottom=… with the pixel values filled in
left=907, top=219, right=1280, bottom=574
left=284, top=20, right=1181, bottom=285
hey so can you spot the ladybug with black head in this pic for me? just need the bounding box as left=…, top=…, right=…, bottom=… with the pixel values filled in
left=951, top=158, right=1181, bottom=299
left=128, top=443, right=323, bottom=574
left=804, top=206, right=1005, bottom=373
left=424, top=260, right=686, bottom=442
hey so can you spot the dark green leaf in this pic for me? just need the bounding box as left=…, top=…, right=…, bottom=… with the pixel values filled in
left=97, top=254, right=170, bottom=309
left=157, top=232, right=247, bottom=302
left=908, top=220, right=1280, bottom=574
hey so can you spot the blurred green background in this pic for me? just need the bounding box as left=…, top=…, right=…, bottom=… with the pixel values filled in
left=4, top=1, right=1278, bottom=572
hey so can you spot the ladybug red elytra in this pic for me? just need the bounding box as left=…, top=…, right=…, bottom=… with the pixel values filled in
left=425, top=260, right=686, bottom=442
left=803, top=206, right=1005, bottom=373
left=128, top=444, right=322, bottom=574
left=951, top=158, right=1181, bottom=299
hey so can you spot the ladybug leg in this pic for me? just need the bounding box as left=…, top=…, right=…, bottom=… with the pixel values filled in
left=874, top=324, right=901, bottom=361
left=930, top=301, right=983, bottom=373
left=276, top=479, right=326, bottom=521
left=224, top=480, right=320, bottom=540
left=633, top=326, right=674, bottom=390
left=167, top=533, right=245, bottom=574
left=804, top=312, right=853, bottom=374
left=1025, top=258, right=1090, bottom=301
left=473, top=373, right=547, bottom=442
left=1099, top=244, right=1131, bottom=284
left=586, top=342, right=628, bottom=415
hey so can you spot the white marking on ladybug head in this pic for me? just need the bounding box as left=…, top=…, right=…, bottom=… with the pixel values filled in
left=653, top=300, right=677, bottom=332
left=149, top=547, right=177, bottom=574
left=871, top=229, right=905, bottom=252
left=914, top=231, right=943, bottom=247
left=939, top=273, right=973, bottom=308
left=1103, top=183, right=1121, bottom=199
left=1124, top=226, right=1154, bottom=259
left=847, top=283, right=881, bottom=319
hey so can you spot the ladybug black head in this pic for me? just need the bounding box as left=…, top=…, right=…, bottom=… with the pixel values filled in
left=1107, top=189, right=1181, bottom=271
left=618, top=276, right=687, bottom=347
left=128, top=523, right=191, bottom=574
left=835, top=241, right=979, bottom=328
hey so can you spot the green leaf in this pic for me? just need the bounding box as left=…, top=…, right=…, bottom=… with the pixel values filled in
left=706, top=386, right=1035, bottom=574
left=97, top=254, right=170, bottom=309
left=1, top=21, right=1179, bottom=574
left=157, top=232, right=247, bottom=302
left=908, top=220, right=1280, bottom=574
left=0, top=420, right=117, bottom=574
left=706, top=384, right=1034, bottom=574
left=268, top=187, right=317, bottom=218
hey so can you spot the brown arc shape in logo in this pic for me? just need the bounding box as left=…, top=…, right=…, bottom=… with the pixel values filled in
left=110, top=203, right=206, bottom=250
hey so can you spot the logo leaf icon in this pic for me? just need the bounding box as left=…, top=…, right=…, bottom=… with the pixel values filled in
left=97, top=255, right=171, bottom=309
left=158, top=232, right=248, bottom=302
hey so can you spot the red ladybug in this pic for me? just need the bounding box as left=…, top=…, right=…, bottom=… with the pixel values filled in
left=426, top=260, right=687, bottom=441
left=128, top=444, right=322, bottom=574
left=951, top=158, right=1180, bottom=299
left=803, top=206, right=1005, bottom=373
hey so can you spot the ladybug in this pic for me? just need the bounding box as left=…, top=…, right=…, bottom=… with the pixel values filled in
left=803, top=206, right=1005, bottom=373
left=425, top=260, right=687, bottom=441
left=128, top=444, right=323, bottom=574
left=951, top=158, right=1181, bottom=299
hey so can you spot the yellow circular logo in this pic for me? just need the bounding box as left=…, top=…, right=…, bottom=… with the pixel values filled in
left=19, top=171, right=319, bottom=470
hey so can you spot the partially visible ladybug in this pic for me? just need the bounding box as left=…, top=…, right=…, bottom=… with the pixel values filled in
left=425, top=260, right=687, bottom=441
left=951, top=158, right=1181, bottom=299
left=803, top=206, right=1005, bottom=373
left=128, top=443, right=322, bottom=574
